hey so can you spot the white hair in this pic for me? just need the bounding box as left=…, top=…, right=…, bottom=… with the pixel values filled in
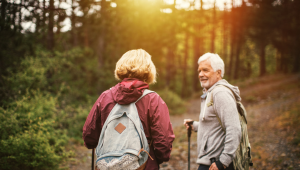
left=198, top=53, right=225, bottom=77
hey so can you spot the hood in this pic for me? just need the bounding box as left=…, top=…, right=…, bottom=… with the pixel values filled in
left=207, top=79, right=242, bottom=102
left=110, top=78, right=149, bottom=105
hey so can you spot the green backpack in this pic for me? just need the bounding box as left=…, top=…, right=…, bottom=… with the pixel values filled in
left=208, top=85, right=253, bottom=170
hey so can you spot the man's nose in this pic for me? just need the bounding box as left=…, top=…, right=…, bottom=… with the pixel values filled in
left=199, top=71, right=203, bottom=77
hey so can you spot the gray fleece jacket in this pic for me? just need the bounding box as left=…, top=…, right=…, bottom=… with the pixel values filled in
left=193, top=79, right=242, bottom=167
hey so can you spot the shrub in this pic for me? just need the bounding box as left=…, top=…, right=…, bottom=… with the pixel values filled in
left=1, top=48, right=107, bottom=106
left=0, top=47, right=117, bottom=169
left=58, top=104, right=90, bottom=144
left=156, top=88, right=186, bottom=115
left=0, top=91, right=71, bottom=170
left=0, top=126, right=67, bottom=170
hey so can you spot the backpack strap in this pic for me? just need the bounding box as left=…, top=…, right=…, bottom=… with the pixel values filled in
left=213, top=85, right=248, bottom=123
left=208, top=85, right=238, bottom=133
left=135, top=89, right=155, bottom=103
left=207, top=85, right=237, bottom=107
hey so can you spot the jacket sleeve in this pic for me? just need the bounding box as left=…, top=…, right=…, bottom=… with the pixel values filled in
left=213, top=90, right=242, bottom=167
left=193, top=121, right=199, bottom=132
left=149, top=95, right=175, bottom=164
left=82, top=94, right=104, bottom=149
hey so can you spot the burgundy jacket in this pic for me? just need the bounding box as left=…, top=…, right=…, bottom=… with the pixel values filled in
left=82, top=78, right=175, bottom=170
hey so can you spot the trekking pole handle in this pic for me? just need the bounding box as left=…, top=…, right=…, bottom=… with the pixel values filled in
left=187, top=121, right=193, bottom=137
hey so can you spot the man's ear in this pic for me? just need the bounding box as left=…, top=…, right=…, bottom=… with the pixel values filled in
left=217, top=70, right=222, bottom=78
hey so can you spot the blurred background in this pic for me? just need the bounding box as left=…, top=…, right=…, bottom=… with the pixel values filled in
left=0, top=0, right=300, bottom=169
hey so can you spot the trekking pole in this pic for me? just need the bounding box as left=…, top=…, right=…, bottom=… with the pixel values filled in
left=92, top=148, right=94, bottom=170
left=187, top=122, right=193, bottom=170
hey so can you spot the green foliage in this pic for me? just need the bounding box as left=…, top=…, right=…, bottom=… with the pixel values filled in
left=2, top=0, right=300, bottom=168
left=4, top=56, right=48, bottom=92
left=0, top=48, right=101, bottom=169
left=156, top=88, right=186, bottom=115
left=0, top=90, right=71, bottom=170
left=1, top=48, right=104, bottom=106
left=0, top=127, right=68, bottom=170
left=59, top=105, right=90, bottom=144
left=0, top=91, right=55, bottom=140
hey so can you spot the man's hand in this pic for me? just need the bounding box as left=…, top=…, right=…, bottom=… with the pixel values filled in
left=183, top=119, right=193, bottom=130
left=209, top=162, right=226, bottom=170
left=209, top=163, right=218, bottom=170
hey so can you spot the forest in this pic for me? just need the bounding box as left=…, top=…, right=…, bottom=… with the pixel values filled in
left=1, top=0, right=300, bottom=169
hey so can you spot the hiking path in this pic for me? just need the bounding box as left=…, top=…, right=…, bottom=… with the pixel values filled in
left=66, top=74, right=300, bottom=170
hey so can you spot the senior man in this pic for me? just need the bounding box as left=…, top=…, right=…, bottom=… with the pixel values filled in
left=184, top=53, right=241, bottom=170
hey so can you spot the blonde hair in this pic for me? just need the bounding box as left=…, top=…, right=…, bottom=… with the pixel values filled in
left=114, top=49, right=157, bottom=84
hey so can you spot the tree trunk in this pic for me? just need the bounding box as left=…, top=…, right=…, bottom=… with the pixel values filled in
left=43, top=0, right=46, bottom=28
left=228, top=7, right=235, bottom=79
left=97, top=36, right=104, bottom=68
left=280, top=33, right=288, bottom=73
left=292, top=33, right=300, bottom=72
left=47, top=0, right=54, bottom=50
left=247, top=62, right=251, bottom=77
left=233, top=38, right=242, bottom=79
left=222, top=3, right=228, bottom=67
left=293, top=50, right=300, bottom=73
left=228, top=38, right=235, bottom=79
left=84, top=27, right=89, bottom=47
left=1, top=0, right=6, bottom=19
left=166, top=47, right=174, bottom=87
left=12, top=1, right=17, bottom=32
left=71, top=0, right=78, bottom=46
left=56, top=1, right=61, bottom=35
left=34, top=0, right=41, bottom=34
left=97, top=0, right=108, bottom=68
left=193, top=34, right=200, bottom=91
left=210, top=0, right=216, bottom=53
left=1, top=0, right=7, bottom=30
left=259, top=42, right=266, bottom=76
left=18, top=0, right=22, bottom=32
left=193, top=0, right=203, bottom=92
left=275, top=49, right=281, bottom=72
left=292, top=4, right=300, bottom=73
left=233, top=4, right=245, bottom=80
left=280, top=49, right=286, bottom=73
left=181, top=33, right=189, bottom=98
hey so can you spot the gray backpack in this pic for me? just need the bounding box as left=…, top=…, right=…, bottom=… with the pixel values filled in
left=95, top=89, right=154, bottom=170
left=209, top=85, right=253, bottom=170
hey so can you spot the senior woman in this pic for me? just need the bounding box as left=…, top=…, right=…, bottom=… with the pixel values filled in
left=82, top=49, right=175, bottom=170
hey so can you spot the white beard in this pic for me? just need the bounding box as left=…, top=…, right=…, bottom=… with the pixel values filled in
left=200, top=81, right=210, bottom=89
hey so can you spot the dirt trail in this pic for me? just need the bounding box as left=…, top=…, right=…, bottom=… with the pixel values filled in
left=163, top=74, right=300, bottom=170
left=67, top=74, right=300, bottom=170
